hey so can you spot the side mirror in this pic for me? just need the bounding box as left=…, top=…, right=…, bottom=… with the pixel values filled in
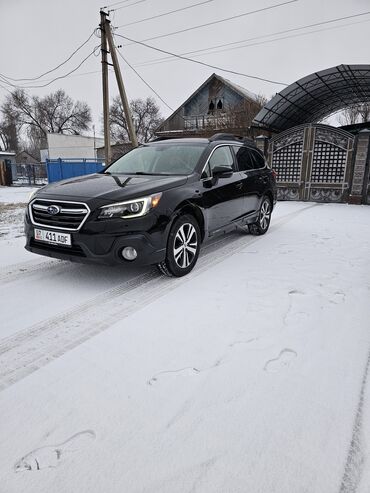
left=212, top=166, right=233, bottom=178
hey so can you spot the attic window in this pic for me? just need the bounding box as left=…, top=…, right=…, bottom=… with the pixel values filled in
left=208, top=100, right=215, bottom=112
left=217, top=99, right=223, bottom=110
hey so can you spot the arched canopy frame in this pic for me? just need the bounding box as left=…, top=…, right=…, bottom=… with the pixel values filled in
left=253, top=64, right=370, bottom=133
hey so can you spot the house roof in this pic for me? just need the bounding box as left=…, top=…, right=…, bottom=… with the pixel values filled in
left=157, top=73, right=258, bottom=131
left=0, top=151, right=16, bottom=156
left=252, top=64, right=370, bottom=133
left=16, top=150, right=38, bottom=160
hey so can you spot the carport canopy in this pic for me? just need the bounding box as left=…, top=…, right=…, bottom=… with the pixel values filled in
left=252, top=64, right=370, bottom=133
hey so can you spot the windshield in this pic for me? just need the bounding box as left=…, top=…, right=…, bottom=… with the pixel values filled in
left=105, top=144, right=207, bottom=176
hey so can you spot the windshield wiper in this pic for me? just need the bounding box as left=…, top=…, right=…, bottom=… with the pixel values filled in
left=133, top=171, right=155, bottom=175
left=133, top=171, right=171, bottom=176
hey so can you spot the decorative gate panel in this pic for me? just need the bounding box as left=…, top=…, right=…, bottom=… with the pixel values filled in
left=269, top=127, right=304, bottom=200
left=268, top=124, right=355, bottom=203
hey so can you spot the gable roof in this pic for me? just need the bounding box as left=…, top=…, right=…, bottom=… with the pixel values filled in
left=157, top=73, right=258, bottom=131
left=16, top=150, right=38, bottom=160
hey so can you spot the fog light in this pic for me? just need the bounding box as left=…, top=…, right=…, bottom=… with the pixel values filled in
left=121, top=246, right=137, bottom=261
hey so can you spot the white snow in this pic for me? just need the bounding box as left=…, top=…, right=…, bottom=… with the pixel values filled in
left=0, top=185, right=36, bottom=204
left=0, top=187, right=369, bottom=493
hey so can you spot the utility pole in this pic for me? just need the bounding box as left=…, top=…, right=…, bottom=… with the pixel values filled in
left=104, top=19, right=138, bottom=148
left=100, top=10, right=111, bottom=164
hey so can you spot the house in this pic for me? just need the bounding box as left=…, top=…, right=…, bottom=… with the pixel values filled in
left=0, top=151, right=16, bottom=184
left=155, top=73, right=264, bottom=139
left=15, top=150, right=39, bottom=164
left=42, top=133, right=104, bottom=161
left=96, top=143, right=134, bottom=162
left=0, top=150, right=16, bottom=164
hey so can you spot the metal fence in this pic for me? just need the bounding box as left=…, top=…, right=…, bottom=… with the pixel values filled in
left=12, top=163, right=48, bottom=186
left=46, top=158, right=104, bottom=183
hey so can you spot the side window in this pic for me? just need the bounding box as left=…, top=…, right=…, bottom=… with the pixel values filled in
left=208, top=146, right=235, bottom=172
left=233, top=146, right=254, bottom=171
left=251, top=150, right=266, bottom=169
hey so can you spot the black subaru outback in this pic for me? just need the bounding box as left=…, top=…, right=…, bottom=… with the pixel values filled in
left=25, top=134, right=277, bottom=277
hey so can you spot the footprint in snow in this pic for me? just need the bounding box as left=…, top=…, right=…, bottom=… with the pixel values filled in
left=264, top=349, right=297, bottom=373
left=329, top=290, right=345, bottom=304
left=288, top=289, right=305, bottom=296
left=14, top=430, right=96, bottom=472
left=148, top=367, right=200, bottom=386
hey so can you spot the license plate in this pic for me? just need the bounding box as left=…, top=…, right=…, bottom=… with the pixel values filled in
left=34, top=228, right=72, bottom=246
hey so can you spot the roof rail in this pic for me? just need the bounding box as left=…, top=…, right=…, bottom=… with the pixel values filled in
left=209, top=133, right=244, bottom=142
left=209, top=133, right=257, bottom=147
left=150, top=136, right=172, bottom=142
left=243, top=137, right=257, bottom=147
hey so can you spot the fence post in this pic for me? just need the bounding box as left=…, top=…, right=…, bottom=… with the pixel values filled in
left=349, top=129, right=370, bottom=204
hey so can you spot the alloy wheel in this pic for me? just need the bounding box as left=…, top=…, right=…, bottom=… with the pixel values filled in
left=173, top=223, right=198, bottom=268
left=260, top=199, right=271, bottom=231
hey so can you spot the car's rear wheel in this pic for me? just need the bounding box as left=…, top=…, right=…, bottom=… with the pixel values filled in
left=249, top=197, right=272, bottom=236
left=157, top=214, right=201, bottom=277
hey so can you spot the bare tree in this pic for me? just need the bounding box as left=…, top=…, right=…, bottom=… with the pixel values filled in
left=1, top=89, right=91, bottom=155
left=0, top=120, right=18, bottom=151
left=337, top=103, right=370, bottom=126
left=358, top=103, right=370, bottom=123
left=110, top=96, right=163, bottom=144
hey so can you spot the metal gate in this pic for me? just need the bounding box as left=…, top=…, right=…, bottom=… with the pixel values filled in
left=268, top=124, right=355, bottom=202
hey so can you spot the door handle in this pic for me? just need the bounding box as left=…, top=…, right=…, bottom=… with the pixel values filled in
left=235, top=182, right=243, bottom=190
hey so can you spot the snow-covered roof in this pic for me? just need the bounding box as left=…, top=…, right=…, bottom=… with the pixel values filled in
left=0, top=151, right=16, bottom=156
left=215, top=74, right=258, bottom=102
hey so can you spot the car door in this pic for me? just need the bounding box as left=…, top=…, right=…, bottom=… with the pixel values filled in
left=201, top=145, right=245, bottom=234
left=232, top=145, right=262, bottom=213
left=250, top=149, right=270, bottom=207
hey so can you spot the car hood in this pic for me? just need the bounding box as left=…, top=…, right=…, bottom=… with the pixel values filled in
left=37, top=173, right=188, bottom=204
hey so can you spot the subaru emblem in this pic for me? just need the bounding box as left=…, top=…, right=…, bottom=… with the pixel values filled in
left=47, top=205, right=60, bottom=215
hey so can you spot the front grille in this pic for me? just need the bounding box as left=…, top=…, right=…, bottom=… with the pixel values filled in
left=30, top=199, right=90, bottom=231
left=30, top=239, right=86, bottom=257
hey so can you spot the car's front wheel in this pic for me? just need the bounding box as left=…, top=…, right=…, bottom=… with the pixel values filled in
left=157, top=214, right=201, bottom=277
left=249, top=197, right=272, bottom=236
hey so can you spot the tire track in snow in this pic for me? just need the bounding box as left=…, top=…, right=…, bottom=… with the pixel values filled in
left=339, top=347, right=370, bottom=493
left=0, top=203, right=319, bottom=392
left=0, top=258, right=60, bottom=284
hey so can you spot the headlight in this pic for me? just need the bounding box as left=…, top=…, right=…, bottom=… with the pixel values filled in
left=98, top=193, right=162, bottom=219
left=28, top=189, right=38, bottom=202
left=28, top=186, right=46, bottom=203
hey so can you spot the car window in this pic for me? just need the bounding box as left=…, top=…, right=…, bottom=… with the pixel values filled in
left=233, top=146, right=254, bottom=171
left=106, top=144, right=207, bottom=176
left=208, top=146, right=235, bottom=172
left=251, top=150, right=266, bottom=169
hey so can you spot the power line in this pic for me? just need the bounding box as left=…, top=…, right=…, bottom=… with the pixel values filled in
left=115, top=46, right=174, bottom=112
left=119, top=0, right=298, bottom=46
left=110, top=0, right=150, bottom=12
left=0, top=83, right=12, bottom=94
left=115, top=0, right=217, bottom=28
left=101, top=0, right=136, bottom=8
left=134, top=11, right=370, bottom=68
left=0, top=49, right=98, bottom=90
left=114, top=33, right=288, bottom=86
left=193, top=18, right=370, bottom=58
left=0, top=31, right=96, bottom=83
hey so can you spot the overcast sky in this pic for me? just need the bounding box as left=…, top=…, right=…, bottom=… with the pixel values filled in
left=0, top=0, right=369, bottom=135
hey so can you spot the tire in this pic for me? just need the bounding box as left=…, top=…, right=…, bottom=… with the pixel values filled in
left=157, top=214, right=201, bottom=277
left=249, top=197, right=272, bottom=236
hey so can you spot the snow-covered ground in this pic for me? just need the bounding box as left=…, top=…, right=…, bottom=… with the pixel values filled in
left=0, top=185, right=370, bottom=493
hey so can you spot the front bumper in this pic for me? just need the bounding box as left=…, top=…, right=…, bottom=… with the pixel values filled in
left=24, top=213, right=168, bottom=266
